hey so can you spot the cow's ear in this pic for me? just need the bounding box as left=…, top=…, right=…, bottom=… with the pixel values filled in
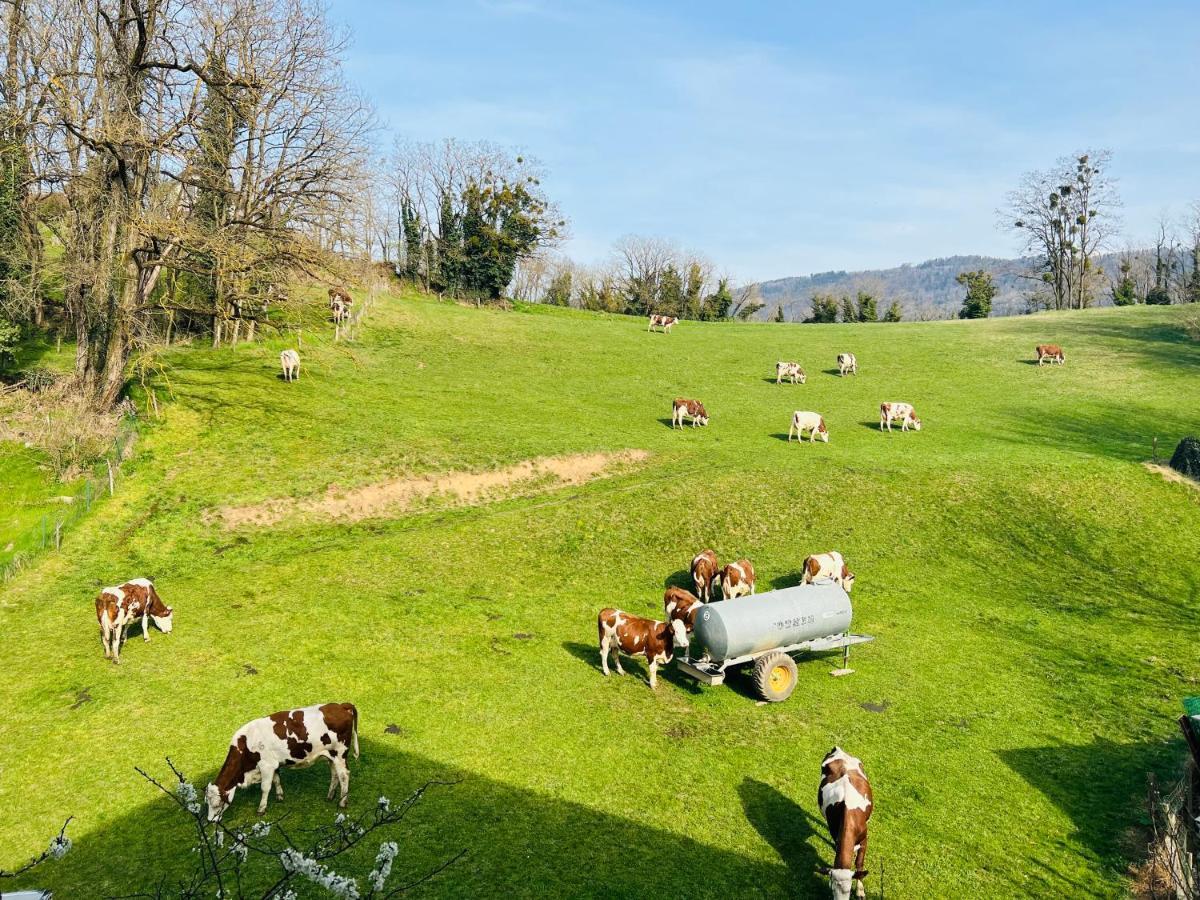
left=854, top=870, right=869, bottom=879
left=816, top=865, right=831, bottom=875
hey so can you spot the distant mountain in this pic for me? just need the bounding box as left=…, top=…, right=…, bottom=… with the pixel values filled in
left=747, top=253, right=1132, bottom=321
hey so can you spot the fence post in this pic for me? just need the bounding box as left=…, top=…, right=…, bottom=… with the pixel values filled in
left=108, top=458, right=115, bottom=496
left=54, top=519, right=62, bottom=550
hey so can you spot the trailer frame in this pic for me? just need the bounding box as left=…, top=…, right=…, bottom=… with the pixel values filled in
left=675, top=632, right=874, bottom=691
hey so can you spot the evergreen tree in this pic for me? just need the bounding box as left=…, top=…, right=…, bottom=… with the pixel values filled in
left=956, top=270, right=996, bottom=319
left=856, top=291, right=877, bottom=322
left=882, top=300, right=902, bottom=322
left=657, top=264, right=684, bottom=317
left=805, top=294, right=839, bottom=323
left=701, top=279, right=734, bottom=320
left=840, top=296, right=856, bottom=323
left=544, top=270, right=572, bottom=306
left=400, top=200, right=422, bottom=280
left=684, top=262, right=705, bottom=319
left=1186, top=244, right=1200, bottom=304
left=1110, top=259, right=1139, bottom=306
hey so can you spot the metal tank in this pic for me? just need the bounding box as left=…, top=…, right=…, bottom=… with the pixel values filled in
left=690, top=581, right=853, bottom=662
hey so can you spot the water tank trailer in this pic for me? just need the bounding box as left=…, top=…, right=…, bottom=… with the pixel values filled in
left=676, top=580, right=873, bottom=702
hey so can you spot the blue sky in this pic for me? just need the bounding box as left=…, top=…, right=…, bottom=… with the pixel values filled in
left=332, top=0, right=1200, bottom=281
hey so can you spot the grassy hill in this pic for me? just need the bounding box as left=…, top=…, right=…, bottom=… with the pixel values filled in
left=2, top=288, right=1199, bottom=898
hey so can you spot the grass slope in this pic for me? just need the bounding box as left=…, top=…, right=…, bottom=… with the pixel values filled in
left=2, top=291, right=1199, bottom=898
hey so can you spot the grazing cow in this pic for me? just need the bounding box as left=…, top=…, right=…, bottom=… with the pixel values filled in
left=648, top=314, right=679, bottom=333
left=691, top=549, right=720, bottom=602
left=818, top=747, right=874, bottom=900
left=95, top=578, right=173, bottom=664
left=1036, top=344, right=1065, bottom=365
left=776, top=361, right=806, bottom=384
left=597, top=608, right=688, bottom=689
left=802, top=551, right=855, bottom=592
left=788, top=410, right=830, bottom=443
left=664, top=586, right=703, bottom=635
left=837, top=353, right=857, bottom=376
left=328, top=287, right=352, bottom=310
left=280, top=349, right=300, bottom=382
left=672, top=398, right=709, bottom=429
left=205, top=702, right=360, bottom=821
left=879, top=401, right=922, bottom=433
left=720, top=559, right=756, bottom=599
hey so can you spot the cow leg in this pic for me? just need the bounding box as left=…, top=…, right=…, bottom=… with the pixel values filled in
left=327, top=759, right=338, bottom=800
left=613, top=647, right=625, bottom=675
left=143, top=611, right=151, bottom=642
left=787, top=422, right=794, bottom=441
left=100, top=621, right=111, bottom=658
left=334, top=756, right=350, bottom=808
left=855, top=835, right=869, bottom=899
left=648, top=659, right=658, bottom=689
left=273, top=771, right=284, bottom=799
left=257, top=764, right=277, bottom=814
left=599, top=634, right=611, bottom=676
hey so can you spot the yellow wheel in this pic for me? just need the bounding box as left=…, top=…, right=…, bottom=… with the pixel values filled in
left=753, top=652, right=798, bottom=702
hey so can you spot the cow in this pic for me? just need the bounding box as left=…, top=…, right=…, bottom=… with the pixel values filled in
left=837, top=353, right=857, bottom=376
left=691, top=549, right=720, bottom=602
left=280, top=349, right=300, bottom=382
left=672, top=398, right=709, bottom=429
left=802, top=551, right=855, bottom=592
left=1036, top=344, right=1065, bottom=365
left=597, top=608, right=688, bottom=689
left=879, top=402, right=922, bottom=433
left=648, top=314, right=679, bottom=333
left=95, top=578, right=173, bottom=664
left=720, top=559, right=756, bottom=599
left=818, top=747, right=874, bottom=900
left=788, top=410, right=829, bottom=443
left=328, top=287, right=352, bottom=310
left=331, top=299, right=348, bottom=324
left=205, top=702, right=360, bottom=821
left=776, top=361, right=806, bottom=384
left=664, top=586, right=703, bottom=635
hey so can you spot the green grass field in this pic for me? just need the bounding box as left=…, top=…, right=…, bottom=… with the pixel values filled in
left=2, top=289, right=1199, bottom=898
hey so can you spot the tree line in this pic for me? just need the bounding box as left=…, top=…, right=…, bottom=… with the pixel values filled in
left=1, top=0, right=372, bottom=407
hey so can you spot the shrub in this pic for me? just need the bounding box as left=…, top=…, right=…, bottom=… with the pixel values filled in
left=1169, top=437, right=1200, bottom=480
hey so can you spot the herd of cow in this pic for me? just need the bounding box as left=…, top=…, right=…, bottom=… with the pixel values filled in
left=80, top=308, right=1069, bottom=900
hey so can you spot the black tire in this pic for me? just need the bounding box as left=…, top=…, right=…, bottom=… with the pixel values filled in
left=753, top=652, right=798, bottom=702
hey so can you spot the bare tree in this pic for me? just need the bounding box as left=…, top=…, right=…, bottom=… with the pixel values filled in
left=1001, top=150, right=1121, bottom=310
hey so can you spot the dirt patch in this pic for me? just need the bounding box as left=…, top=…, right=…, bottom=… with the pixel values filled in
left=210, top=450, right=651, bottom=529
left=1144, top=462, right=1200, bottom=494
left=859, top=700, right=891, bottom=714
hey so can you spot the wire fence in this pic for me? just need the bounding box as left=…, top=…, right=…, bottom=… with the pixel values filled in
left=1145, top=751, right=1199, bottom=898
left=1, top=414, right=138, bottom=584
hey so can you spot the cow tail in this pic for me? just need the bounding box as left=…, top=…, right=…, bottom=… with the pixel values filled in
left=349, top=703, right=360, bottom=759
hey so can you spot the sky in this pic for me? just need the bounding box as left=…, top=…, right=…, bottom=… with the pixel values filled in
left=330, top=0, right=1200, bottom=283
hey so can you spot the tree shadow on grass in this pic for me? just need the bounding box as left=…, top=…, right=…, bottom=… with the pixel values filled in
left=663, top=569, right=692, bottom=591
left=14, top=739, right=789, bottom=898
left=739, top=778, right=829, bottom=896
left=997, top=737, right=1183, bottom=871
left=999, top=401, right=1198, bottom=465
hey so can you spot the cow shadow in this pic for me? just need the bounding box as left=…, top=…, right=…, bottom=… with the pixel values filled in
left=657, top=418, right=677, bottom=429
left=859, top=421, right=884, bottom=431
left=1017, top=358, right=1045, bottom=366
left=763, top=377, right=806, bottom=385
left=12, top=740, right=791, bottom=898
left=561, top=640, right=703, bottom=694
left=769, top=573, right=804, bottom=590
left=739, top=778, right=829, bottom=895
left=663, top=569, right=692, bottom=591
left=822, top=368, right=844, bottom=377
left=769, top=433, right=794, bottom=443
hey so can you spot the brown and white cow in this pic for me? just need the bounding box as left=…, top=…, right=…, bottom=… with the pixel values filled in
left=720, top=559, right=756, bottom=599
left=672, top=398, right=709, bottom=428
left=597, top=608, right=687, bottom=689
left=879, top=401, right=922, bottom=432
left=776, top=361, right=806, bottom=384
left=837, top=353, right=857, bottom=376
left=1036, top=344, right=1065, bottom=365
left=95, top=578, right=173, bottom=664
left=648, top=314, right=679, bottom=333
left=280, top=349, right=300, bottom=382
left=818, top=747, right=874, bottom=900
left=788, top=410, right=829, bottom=443
left=691, top=549, right=720, bottom=602
left=328, top=287, right=352, bottom=310
left=205, top=702, right=360, bottom=821
left=802, top=551, right=855, bottom=592
left=664, top=586, right=703, bottom=636
left=331, top=299, right=349, bottom=324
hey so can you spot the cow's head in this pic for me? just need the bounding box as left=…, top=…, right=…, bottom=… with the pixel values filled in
left=205, top=782, right=232, bottom=822
left=152, top=606, right=174, bottom=633
left=841, top=567, right=856, bottom=592
left=819, top=866, right=868, bottom=900
left=798, top=370, right=807, bottom=384
left=669, top=616, right=689, bottom=650
left=909, top=414, right=922, bottom=431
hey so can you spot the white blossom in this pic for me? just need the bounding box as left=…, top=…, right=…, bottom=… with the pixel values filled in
left=250, top=821, right=272, bottom=838
left=376, top=796, right=390, bottom=812
left=335, top=813, right=346, bottom=825
left=368, top=841, right=399, bottom=892
left=48, top=834, right=72, bottom=860
left=280, top=849, right=360, bottom=899
left=177, top=780, right=202, bottom=815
